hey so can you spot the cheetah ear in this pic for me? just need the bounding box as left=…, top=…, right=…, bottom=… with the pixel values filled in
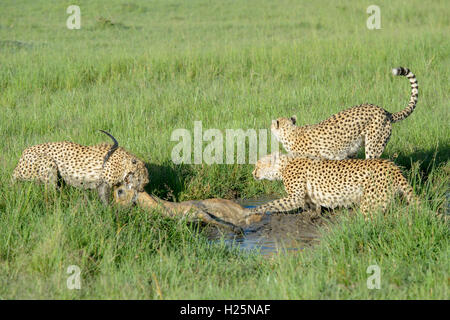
left=272, top=119, right=279, bottom=129
left=290, top=115, right=297, bottom=125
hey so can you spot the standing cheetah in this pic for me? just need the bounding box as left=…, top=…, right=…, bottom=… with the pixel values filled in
left=246, top=152, right=415, bottom=217
left=272, top=67, right=419, bottom=160
left=12, top=131, right=149, bottom=204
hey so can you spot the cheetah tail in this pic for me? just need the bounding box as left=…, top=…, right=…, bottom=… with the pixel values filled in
left=99, top=130, right=119, bottom=166
left=391, top=67, right=419, bottom=123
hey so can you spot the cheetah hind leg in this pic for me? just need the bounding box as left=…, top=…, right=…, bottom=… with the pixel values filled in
left=25, top=154, right=59, bottom=187
left=41, top=160, right=59, bottom=188
left=12, top=152, right=58, bottom=185
left=97, top=182, right=112, bottom=205
left=364, top=123, right=392, bottom=159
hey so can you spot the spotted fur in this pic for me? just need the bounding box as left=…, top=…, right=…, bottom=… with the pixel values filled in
left=12, top=131, right=149, bottom=204
left=247, top=152, right=415, bottom=217
left=272, top=67, right=418, bottom=160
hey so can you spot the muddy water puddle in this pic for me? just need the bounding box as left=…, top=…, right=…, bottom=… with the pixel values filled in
left=208, top=197, right=331, bottom=256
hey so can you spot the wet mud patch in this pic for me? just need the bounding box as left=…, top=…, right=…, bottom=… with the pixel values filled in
left=207, top=198, right=337, bottom=255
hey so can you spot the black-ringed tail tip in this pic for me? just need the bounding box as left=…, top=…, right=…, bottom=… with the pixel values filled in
left=392, top=67, right=413, bottom=77
left=392, top=67, right=401, bottom=76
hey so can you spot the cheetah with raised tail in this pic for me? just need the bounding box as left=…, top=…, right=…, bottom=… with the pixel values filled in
left=246, top=152, right=415, bottom=217
left=272, top=67, right=419, bottom=160
left=12, top=131, right=149, bottom=204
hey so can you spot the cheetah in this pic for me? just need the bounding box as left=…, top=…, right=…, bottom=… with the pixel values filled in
left=12, top=131, right=149, bottom=204
left=272, top=67, right=419, bottom=160
left=246, top=152, right=415, bottom=218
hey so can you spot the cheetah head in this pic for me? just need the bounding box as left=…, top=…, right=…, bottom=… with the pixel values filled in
left=252, top=152, right=285, bottom=181
left=123, top=157, right=149, bottom=192
left=271, top=116, right=297, bottom=142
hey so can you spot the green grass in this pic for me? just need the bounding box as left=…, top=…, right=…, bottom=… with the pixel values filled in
left=0, top=0, right=448, bottom=299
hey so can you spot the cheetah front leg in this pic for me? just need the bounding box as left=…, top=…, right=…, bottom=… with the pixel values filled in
left=97, top=182, right=111, bottom=205
left=246, top=196, right=305, bottom=216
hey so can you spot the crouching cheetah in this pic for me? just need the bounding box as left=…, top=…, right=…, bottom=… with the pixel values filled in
left=246, top=152, right=416, bottom=218
left=12, top=131, right=149, bottom=204
left=272, top=67, right=419, bottom=160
